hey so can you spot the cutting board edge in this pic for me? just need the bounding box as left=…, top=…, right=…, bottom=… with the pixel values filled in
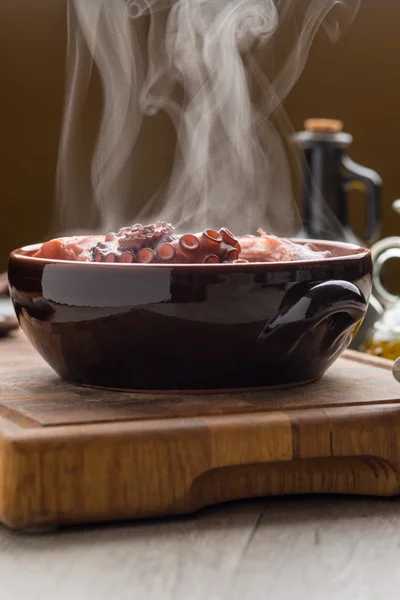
left=1, top=400, right=400, bottom=529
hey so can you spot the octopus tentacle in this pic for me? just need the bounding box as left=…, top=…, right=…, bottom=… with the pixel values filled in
left=32, top=223, right=332, bottom=264
left=34, top=222, right=332, bottom=264
left=168, top=228, right=241, bottom=264
left=91, top=223, right=242, bottom=264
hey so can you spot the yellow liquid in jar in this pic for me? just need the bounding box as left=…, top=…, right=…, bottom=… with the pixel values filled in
left=362, top=339, right=400, bottom=361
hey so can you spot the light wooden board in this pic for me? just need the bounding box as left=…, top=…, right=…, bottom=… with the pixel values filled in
left=0, top=331, right=398, bottom=530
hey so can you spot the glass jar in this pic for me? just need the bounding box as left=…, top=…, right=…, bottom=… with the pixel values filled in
left=362, top=200, right=400, bottom=360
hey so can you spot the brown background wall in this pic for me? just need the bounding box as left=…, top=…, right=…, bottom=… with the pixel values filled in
left=1, top=0, right=400, bottom=272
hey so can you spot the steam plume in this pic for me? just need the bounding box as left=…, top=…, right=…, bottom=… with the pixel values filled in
left=54, top=0, right=360, bottom=237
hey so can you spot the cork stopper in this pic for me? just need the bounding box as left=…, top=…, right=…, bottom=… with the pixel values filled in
left=304, top=118, right=344, bottom=134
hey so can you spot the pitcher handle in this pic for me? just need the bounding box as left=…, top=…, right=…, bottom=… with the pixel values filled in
left=370, top=237, right=400, bottom=307
left=342, top=155, right=382, bottom=244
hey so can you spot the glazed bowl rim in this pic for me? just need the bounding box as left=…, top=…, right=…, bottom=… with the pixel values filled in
left=9, top=238, right=371, bottom=270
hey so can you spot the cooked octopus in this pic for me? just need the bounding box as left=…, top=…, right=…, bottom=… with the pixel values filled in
left=32, top=223, right=332, bottom=263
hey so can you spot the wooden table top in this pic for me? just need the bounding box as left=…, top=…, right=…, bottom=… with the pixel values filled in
left=0, top=495, right=398, bottom=599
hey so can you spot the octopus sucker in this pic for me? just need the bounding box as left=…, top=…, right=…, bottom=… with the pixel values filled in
left=137, top=248, right=155, bottom=264
left=228, top=248, right=240, bottom=261
left=120, top=251, right=135, bottom=263
left=203, top=254, right=219, bottom=263
left=204, top=229, right=223, bottom=244
left=156, top=243, right=176, bottom=261
left=32, top=221, right=333, bottom=264
left=179, top=234, right=200, bottom=251
left=220, top=228, right=239, bottom=247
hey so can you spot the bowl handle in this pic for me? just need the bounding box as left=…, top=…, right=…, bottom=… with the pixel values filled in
left=257, top=280, right=367, bottom=359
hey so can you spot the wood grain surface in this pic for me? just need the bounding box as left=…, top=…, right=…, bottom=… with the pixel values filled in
left=0, top=331, right=399, bottom=530
left=0, top=497, right=400, bottom=600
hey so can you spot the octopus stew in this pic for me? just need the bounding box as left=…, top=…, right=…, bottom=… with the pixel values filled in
left=32, top=222, right=332, bottom=264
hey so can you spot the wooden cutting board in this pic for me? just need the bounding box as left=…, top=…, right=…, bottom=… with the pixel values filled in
left=0, top=331, right=399, bottom=530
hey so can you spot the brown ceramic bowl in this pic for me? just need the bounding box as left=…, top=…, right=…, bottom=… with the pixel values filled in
left=8, top=240, right=372, bottom=391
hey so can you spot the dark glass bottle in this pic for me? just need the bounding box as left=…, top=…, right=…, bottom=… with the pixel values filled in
left=292, top=119, right=384, bottom=351
left=292, top=119, right=382, bottom=245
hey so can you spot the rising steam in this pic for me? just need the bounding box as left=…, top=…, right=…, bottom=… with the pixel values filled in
left=54, top=0, right=360, bottom=237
